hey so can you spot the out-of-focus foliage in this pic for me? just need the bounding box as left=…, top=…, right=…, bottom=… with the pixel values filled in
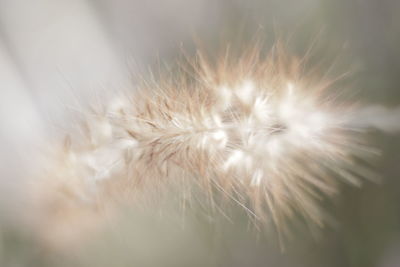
left=0, top=0, right=400, bottom=267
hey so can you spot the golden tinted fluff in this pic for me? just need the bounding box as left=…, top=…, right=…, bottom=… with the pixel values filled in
left=33, top=43, right=378, bottom=245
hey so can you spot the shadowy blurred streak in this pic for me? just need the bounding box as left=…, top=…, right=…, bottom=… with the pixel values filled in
left=0, top=0, right=127, bottom=121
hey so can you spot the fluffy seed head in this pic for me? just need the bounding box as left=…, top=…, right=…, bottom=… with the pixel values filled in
left=33, top=41, right=378, bottom=245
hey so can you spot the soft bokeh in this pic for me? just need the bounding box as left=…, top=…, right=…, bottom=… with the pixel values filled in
left=0, top=0, right=399, bottom=266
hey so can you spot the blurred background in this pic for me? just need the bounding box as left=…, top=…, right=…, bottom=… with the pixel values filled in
left=0, top=0, right=400, bottom=266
